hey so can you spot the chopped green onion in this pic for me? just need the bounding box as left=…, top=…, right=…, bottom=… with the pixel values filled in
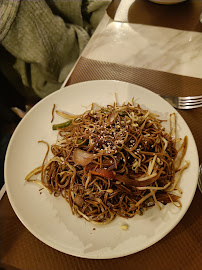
left=76, top=138, right=88, bottom=145
left=52, top=120, right=72, bottom=130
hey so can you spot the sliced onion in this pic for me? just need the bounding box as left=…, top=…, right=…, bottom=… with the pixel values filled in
left=137, top=182, right=170, bottom=190
left=85, top=172, right=92, bottom=189
left=174, top=136, right=188, bottom=170
left=162, top=137, right=168, bottom=152
left=108, top=111, right=117, bottom=124
left=170, top=113, right=176, bottom=142
left=147, top=155, right=157, bottom=175
left=136, top=171, right=157, bottom=181
left=167, top=160, right=189, bottom=192
left=73, top=149, right=96, bottom=166
left=56, top=110, right=80, bottom=119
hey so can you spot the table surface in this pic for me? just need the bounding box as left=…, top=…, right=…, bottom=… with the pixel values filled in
left=1, top=0, right=202, bottom=269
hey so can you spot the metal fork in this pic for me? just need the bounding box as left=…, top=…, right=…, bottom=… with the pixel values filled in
left=161, top=95, right=202, bottom=109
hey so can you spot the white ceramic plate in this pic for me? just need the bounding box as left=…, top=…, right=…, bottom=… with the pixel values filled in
left=5, top=80, right=199, bottom=259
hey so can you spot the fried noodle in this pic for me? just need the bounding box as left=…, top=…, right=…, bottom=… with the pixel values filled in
left=25, top=101, right=189, bottom=224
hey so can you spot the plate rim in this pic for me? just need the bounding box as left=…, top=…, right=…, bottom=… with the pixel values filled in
left=4, top=80, right=199, bottom=259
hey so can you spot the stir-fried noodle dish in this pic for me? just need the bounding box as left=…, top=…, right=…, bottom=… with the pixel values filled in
left=26, top=100, right=189, bottom=225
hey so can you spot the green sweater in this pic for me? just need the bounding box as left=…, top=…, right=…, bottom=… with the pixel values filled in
left=0, top=0, right=110, bottom=98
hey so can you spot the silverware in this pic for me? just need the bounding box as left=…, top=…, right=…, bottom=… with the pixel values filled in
left=161, top=95, right=202, bottom=109
left=198, top=164, right=202, bottom=193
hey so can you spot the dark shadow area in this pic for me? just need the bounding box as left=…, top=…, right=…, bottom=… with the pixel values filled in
left=0, top=72, right=25, bottom=194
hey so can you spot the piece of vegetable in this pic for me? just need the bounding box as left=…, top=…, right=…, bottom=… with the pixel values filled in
left=115, top=169, right=162, bottom=187
left=76, top=138, right=88, bottom=145
left=56, top=110, right=80, bottom=119
left=108, top=111, right=117, bottom=124
left=89, top=168, right=163, bottom=187
left=174, top=136, right=188, bottom=170
left=52, top=120, right=72, bottom=130
left=73, top=149, right=97, bottom=166
left=90, top=168, right=115, bottom=179
left=170, top=113, right=176, bottom=143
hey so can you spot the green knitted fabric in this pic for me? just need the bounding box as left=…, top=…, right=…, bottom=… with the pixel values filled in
left=0, top=0, right=110, bottom=98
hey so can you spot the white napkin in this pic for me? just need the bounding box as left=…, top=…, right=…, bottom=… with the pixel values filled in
left=114, top=0, right=135, bottom=22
